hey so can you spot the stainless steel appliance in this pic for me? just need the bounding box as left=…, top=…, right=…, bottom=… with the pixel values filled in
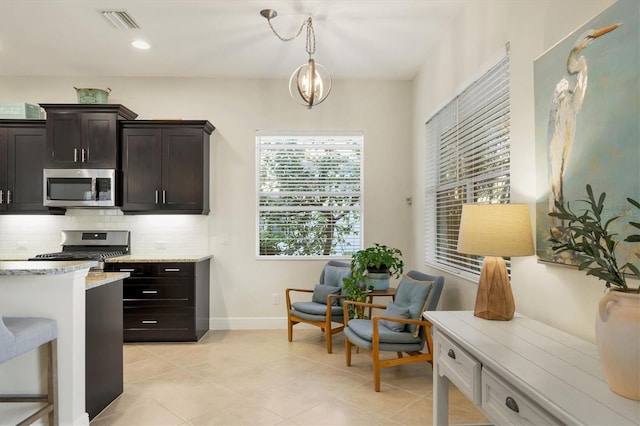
left=43, top=169, right=116, bottom=207
left=30, top=230, right=130, bottom=270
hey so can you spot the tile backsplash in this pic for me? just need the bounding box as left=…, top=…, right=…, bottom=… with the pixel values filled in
left=0, top=209, right=209, bottom=258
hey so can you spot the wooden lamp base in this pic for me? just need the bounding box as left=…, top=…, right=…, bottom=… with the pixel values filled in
left=474, top=256, right=515, bottom=321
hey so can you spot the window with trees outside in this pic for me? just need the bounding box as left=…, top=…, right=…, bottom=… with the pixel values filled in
left=425, top=54, right=511, bottom=279
left=256, top=131, right=363, bottom=257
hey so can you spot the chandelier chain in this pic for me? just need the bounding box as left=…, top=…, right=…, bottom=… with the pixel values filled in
left=267, top=16, right=316, bottom=56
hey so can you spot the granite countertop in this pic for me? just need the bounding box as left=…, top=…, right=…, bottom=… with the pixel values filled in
left=86, top=271, right=130, bottom=290
left=0, top=260, right=98, bottom=275
left=106, top=254, right=212, bottom=263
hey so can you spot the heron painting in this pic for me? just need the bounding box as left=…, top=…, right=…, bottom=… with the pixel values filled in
left=535, top=0, right=640, bottom=267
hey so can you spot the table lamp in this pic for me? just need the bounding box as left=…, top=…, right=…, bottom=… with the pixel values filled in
left=457, top=203, right=534, bottom=320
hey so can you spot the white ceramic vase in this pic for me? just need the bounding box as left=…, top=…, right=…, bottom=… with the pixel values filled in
left=595, top=290, right=640, bottom=401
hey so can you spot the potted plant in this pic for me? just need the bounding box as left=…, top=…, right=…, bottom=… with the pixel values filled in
left=350, top=243, right=404, bottom=291
left=549, top=184, right=640, bottom=400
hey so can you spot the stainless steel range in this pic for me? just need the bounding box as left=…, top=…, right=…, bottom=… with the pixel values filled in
left=30, top=230, right=130, bottom=270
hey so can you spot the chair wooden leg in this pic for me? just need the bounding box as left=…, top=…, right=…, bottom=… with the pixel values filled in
left=326, top=327, right=333, bottom=354
left=373, top=349, right=381, bottom=392
left=345, top=337, right=352, bottom=366
left=287, top=318, right=294, bottom=342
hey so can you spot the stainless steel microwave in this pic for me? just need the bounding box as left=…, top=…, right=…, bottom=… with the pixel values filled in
left=43, top=169, right=116, bottom=207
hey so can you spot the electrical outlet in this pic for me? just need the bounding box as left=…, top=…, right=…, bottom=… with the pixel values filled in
left=272, top=293, right=279, bottom=305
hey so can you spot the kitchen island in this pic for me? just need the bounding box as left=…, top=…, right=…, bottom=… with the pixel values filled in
left=0, top=261, right=128, bottom=425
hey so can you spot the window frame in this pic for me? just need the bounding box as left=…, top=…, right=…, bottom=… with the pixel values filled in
left=256, top=130, right=364, bottom=259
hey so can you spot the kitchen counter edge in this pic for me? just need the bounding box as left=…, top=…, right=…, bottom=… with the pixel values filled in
left=86, top=272, right=130, bottom=290
left=105, top=255, right=212, bottom=263
left=0, top=260, right=98, bottom=275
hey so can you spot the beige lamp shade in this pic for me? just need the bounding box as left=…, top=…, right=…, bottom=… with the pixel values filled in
left=457, top=203, right=534, bottom=257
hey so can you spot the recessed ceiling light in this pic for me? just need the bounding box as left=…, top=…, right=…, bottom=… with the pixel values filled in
left=131, top=40, right=150, bottom=50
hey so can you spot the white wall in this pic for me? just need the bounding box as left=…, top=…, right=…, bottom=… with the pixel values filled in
left=0, top=76, right=414, bottom=329
left=412, top=0, right=617, bottom=342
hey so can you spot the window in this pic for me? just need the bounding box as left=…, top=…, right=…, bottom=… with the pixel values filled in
left=256, top=131, right=363, bottom=257
left=425, top=54, right=511, bottom=278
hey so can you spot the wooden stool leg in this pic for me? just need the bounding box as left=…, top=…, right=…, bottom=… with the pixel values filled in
left=49, top=339, right=58, bottom=426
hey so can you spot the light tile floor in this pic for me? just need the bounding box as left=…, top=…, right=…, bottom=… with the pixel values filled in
left=91, top=329, right=490, bottom=426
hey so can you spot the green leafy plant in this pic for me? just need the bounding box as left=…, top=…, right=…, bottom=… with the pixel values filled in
left=341, top=276, right=368, bottom=319
left=548, top=184, right=640, bottom=292
left=351, top=243, right=404, bottom=278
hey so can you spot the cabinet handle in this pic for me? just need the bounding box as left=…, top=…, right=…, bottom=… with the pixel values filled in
left=142, top=290, right=158, bottom=294
left=81, top=148, right=87, bottom=162
left=447, top=349, right=456, bottom=359
left=505, top=396, right=520, bottom=413
left=155, top=190, right=159, bottom=204
left=119, top=268, right=135, bottom=272
left=164, top=268, right=181, bottom=272
left=74, top=148, right=78, bottom=162
left=141, top=320, right=158, bottom=324
left=0, top=190, right=3, bottom=204
left=6, top=190, right=11, bottom=204
left=162, top=190, right=166, bottom=204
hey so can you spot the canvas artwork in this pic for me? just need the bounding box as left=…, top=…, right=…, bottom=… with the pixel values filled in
left=534, top=0, right=640, bottom=268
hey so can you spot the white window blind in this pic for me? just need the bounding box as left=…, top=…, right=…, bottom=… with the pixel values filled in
left=425, top=54, right=511, bottom=278
left=256, top=132, right=363, bottom=257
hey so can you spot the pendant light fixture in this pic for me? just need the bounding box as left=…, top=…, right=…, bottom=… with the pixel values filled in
left=260, top=9, right=332, bottom=109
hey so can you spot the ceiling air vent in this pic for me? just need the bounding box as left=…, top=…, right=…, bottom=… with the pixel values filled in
left=100, top=10, right=140, bottom=29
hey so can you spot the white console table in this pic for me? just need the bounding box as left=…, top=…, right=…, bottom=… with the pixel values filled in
left=423, top=311, right=639, bottom=425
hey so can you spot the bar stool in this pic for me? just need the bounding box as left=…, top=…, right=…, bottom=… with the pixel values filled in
left=0, top=315, right=58, bottom=426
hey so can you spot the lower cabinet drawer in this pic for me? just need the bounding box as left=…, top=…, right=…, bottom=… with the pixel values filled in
left=481, top=368, right=562, bottom=425
left=123, top=280, right=191, bottom=305
left=435, top=331, right=482, bottom=405
left=123, top=308, right=195, bottom=342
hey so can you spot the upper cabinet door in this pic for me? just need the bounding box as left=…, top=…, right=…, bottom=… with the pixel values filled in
left=162, top=127, right=205, bottom=212
left=8, top=125, right=47, bottom=212
left=0, top=120, right=48, bottom=214
left=82, top=112, right=118, bottom=168
left=121, top=127, right=163, bottom=211
left=45, top=110, right=82, bottom=167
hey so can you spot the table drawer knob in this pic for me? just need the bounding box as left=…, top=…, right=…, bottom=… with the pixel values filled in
left=142, top=290, right=158, bottom=294
left=141, top=320, right=158, bottom=324
left=447, top=349, right=456, bottom=359
left=505, top=396, right=519, bottom=413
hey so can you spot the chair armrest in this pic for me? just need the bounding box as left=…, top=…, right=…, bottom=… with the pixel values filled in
left=342, top=299, right=387, bottom=320
left=285, top=287, right=314, bottom=310
left=373, top=316, right=433, bottom=327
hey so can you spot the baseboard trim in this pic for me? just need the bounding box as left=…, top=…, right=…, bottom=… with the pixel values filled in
left=209, top=317, right=317, bottom=330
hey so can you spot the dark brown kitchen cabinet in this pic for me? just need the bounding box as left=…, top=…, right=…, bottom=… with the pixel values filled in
left=0, top=119, right=49, bottom=213
left=40, top=104, right=137, bottom=169
left=104, top=259, right=210, bottom=342
left=120, top=120, right=215, bottom=214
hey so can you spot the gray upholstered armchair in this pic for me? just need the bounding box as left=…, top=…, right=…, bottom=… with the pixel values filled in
left=286, top=260, right=352, bottom=353
left=343, top=270, right=444, bottom=391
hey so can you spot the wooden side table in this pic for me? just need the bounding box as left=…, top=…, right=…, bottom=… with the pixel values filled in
left=366, top=287, right=396, bottom=317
